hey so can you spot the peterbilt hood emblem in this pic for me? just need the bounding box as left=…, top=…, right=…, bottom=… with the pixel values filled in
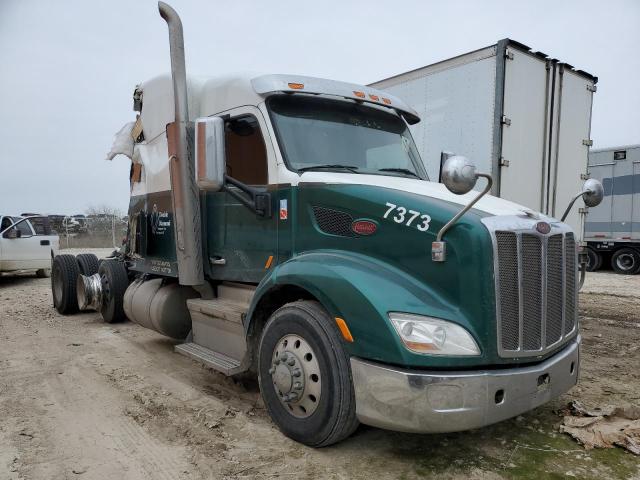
left=535, top=221, right=551, bottom=234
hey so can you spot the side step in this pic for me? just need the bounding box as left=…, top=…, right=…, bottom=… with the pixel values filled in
left=175, top=342, right=243, bottom=376
left=176, top=282, right=256, bottom=376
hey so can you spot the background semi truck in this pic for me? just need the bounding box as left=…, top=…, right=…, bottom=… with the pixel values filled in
left=370, top=39, right=597, bottom=243
left=50, top=3, right=604, bottom=446
left=584, top=144, right=640, bottom=274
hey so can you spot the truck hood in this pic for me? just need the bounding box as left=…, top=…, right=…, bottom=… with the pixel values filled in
left=297, top=172, right=549, bottom=219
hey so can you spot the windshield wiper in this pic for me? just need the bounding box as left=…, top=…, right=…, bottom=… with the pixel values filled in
left=377, top=168, right=421, bottom=178
left=298, top=164, right=360, bottom=173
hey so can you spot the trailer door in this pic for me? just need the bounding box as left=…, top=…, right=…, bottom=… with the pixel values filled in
left=499, top=49, right=550, bottom=212
left=549, top=68, right=596, bottom=240
left=584, top=157, right=614, bottom=240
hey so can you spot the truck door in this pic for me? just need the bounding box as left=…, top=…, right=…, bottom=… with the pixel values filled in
left=0, top=218, right=43, bottom=270
left=205, top=106, right=278, bottom=283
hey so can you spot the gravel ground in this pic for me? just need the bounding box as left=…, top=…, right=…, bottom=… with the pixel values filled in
left=1, top=252, right=639, bottom=479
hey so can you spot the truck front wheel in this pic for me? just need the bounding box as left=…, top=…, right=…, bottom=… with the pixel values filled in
left=257, top=301, right=359, bottom=447
left=611, top=248, right=640, bottom=274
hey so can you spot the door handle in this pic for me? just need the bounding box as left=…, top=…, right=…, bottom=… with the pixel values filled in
left=210, top=256, right=226, bottom=266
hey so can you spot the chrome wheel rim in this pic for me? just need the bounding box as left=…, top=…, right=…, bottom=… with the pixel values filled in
left=270, top=334, right=321, bottom=418
left=617, top=253, right=635, bottom=271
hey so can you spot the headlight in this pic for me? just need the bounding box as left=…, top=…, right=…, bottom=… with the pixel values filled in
left=389, top=312, right=481, bottom=356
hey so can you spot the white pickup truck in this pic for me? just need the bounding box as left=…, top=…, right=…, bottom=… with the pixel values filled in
left=0, top=215, right=59, bottom=277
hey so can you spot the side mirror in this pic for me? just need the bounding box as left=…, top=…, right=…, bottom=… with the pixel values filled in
left=582, top=178, right=604, bottom=207
left=560, top=178, right=604, bottom=222
left=2, top=228, right=20, bottom=239
left=195, top=116, right=225, bottom=191
left=441, top=155, right=478, bottom=195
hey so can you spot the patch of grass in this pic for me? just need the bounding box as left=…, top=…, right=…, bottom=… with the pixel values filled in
left=384, top=409, right=639, bottom=479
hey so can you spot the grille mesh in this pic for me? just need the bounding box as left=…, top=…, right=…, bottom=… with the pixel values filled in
left=521, top=235, right=543, bottom=350
left=312, top=206, right=355, bottom=237
left=495, top=229, right=577, bottom=356
left=546, top=235, right=564, bottom=345
left=496, top=232, right=519, bottom=351
left=564, top=233, right=577, bottom=334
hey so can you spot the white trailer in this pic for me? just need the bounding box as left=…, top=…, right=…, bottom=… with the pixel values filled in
left=370, top=39, right=597, bottom=241
left=584, top=145, right=640, bottom=274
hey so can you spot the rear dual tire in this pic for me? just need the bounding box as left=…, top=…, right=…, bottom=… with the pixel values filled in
left=98, top=260, right=129, bottom=323
left=258, top=301, right=359, bottom=447
left=52, top=255, right=80, bottom=314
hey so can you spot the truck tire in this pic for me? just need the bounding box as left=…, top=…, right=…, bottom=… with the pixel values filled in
left=99, top=260, right=129, bottom=323
left=257, top=300, right=359, bottom=447
left=51, top=255, right=80, bottom=314
left=611, top=248, right=640, bottom=275
left=585, top=246, right=602, bottom=272
left=76, top=253, right=100, bottom=276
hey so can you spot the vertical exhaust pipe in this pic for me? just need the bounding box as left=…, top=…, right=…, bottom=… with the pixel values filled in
left=158, top=2, right=205, bottom=288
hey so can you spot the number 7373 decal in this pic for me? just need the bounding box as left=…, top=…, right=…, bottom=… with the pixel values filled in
left=383, top=202, right=431, bottom=232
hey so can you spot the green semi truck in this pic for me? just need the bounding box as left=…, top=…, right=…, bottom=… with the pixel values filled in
left=50, top=2, right=604, bottom=447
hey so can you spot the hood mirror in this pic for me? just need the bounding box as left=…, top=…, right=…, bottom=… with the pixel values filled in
left=560, top=178, right=604, bottom=222
left=441, top=155, right=479, bottom=195
left=434, top=154, right=493, bottom=262
left=582, top=178, right=604, bottom=207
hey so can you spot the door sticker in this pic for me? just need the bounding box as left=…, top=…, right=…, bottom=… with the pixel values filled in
left=383, top=202, right=431, bottom=232
left=279, top=199, right=288, bottom=220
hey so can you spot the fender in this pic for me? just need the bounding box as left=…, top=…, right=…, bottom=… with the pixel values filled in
left=246, top=249, right=483, bottom=367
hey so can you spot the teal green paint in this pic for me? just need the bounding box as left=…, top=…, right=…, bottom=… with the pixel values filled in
left=205, top=190, right=278, bottom=283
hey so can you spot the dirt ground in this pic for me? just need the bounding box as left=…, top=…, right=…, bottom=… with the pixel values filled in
left=1, top=249, right=639, bottom=480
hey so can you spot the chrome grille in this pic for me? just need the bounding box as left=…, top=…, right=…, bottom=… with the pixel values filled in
left=493, top=227, right=578, bottom=357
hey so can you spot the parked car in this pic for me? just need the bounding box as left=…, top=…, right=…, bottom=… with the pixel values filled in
left=0, top=215, right=59, bottom=277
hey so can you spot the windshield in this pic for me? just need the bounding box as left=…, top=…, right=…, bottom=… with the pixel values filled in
left=268, top=95, right=427, bottom=179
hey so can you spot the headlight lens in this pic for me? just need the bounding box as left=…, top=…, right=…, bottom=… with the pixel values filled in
left=389, top=312, right=480, bottom=356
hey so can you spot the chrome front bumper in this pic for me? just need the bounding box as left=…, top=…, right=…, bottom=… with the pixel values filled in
left=350, top=337, right=579, bottom=433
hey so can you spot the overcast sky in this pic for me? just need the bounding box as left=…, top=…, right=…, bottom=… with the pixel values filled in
left=1, top=0, right=638, bottom=215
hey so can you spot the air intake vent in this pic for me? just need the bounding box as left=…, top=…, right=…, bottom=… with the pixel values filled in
left=312, top=206, right=355, bottom=237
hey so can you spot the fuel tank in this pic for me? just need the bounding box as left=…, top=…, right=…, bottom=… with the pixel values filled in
left=123, top=278, right=197, bottom=339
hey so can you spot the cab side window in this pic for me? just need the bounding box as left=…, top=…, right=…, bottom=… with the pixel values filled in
left=225, top=116, right=268, bottom=185
left=1, top=217, right=11, bottom=231
left=12, top=217, right=33, bottom=237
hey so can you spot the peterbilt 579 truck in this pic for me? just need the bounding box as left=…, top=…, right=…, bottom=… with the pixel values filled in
left=50, top=3, right=604, bottom=447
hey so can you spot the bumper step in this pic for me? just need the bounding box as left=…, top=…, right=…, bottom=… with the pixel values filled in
left=175, top=342, right=242, bottom=375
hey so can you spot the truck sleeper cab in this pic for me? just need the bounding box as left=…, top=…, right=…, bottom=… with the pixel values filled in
left=51, top=3, right=593, bottom=447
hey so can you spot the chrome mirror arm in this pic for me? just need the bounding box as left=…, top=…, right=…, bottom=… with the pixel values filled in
left=560, top=191, right=584, bottom=222
left=432, top=173, right=493, bottom=262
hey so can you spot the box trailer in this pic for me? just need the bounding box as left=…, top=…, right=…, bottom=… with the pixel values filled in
left=50, top=6, right=603, bottom=447
left=584, top=145, right=640, bottom=274
left=370, top=39, right=597, bottom=241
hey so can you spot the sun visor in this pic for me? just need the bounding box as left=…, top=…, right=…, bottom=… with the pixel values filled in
left=251, top=74, right=421, bottom=125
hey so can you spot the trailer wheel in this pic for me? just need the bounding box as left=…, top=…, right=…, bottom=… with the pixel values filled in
left=585, top=246, right=602, bottom=272
left=99, top=260, right=129, bottom=323
left=258, top=301, right=359, bottom=447
left=611, top=248, right=640, bottom=275
left=76, top=253, right=100, bottom=276
left=51, top=254, right=80, bottom=314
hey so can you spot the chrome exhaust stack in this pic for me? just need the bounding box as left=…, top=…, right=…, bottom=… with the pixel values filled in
left=158, top=2, right=207, bottom=290
left=77, top=273, right=102, bottom=311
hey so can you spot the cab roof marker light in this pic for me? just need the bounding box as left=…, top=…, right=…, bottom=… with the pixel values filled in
left=353, top=91, right=365, bottom=98
left=368, top=94, right=379, bottom=101
left=382, top=97, right=392, bottom=105
left=288, top=82, right=304, bottom=90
